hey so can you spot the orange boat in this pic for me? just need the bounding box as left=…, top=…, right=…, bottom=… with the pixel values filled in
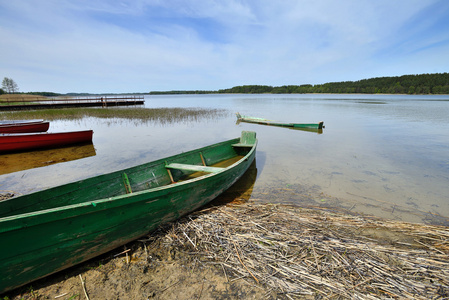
left=0, top=120, right=50, bottom=133
left=0, top=130, right=93, bottom=153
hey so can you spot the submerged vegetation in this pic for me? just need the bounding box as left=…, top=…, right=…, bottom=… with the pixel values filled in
left=0, top=107, right=228, bottom=124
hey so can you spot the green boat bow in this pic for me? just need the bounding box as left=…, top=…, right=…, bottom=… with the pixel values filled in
left=0, top=131, right=257, bottom=294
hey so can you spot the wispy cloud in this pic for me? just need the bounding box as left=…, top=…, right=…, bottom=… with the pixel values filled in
left=0, top=0, right=447, bottom=93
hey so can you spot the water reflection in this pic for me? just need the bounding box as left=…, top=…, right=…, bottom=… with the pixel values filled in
left=1, top=94, right=448, bottom=227
left=355, top=101, right=387, bottom=104
left=0, top=143, right=96, bottom=175
left=288, top=127, right=323, bottom=134
left=210, top=160, right=258, bottom=206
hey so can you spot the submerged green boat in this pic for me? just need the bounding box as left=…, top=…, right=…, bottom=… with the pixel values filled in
left=236, top=113, right=324, bottom=129
left=0, top=131, right=257, bottom=294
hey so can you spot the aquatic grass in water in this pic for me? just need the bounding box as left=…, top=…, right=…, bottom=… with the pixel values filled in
left=0, top=107, right=228, bottom=125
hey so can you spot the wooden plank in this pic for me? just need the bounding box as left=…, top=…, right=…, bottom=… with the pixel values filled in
left=232, top=143, right=254, bottom=148
left=200, top=152, right=206, bottom=166
left=166, top=163, right=224, bottom=173
left=122, top=173, right=133, bottom=194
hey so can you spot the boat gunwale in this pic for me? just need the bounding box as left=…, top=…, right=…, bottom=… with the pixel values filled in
left=0, top=121, right=47, bottom=127
left=0, top=129, right=92, bottom=137
left=0, top=120, right=45, bottom=126
left=0, top=122, right=50, bottom=135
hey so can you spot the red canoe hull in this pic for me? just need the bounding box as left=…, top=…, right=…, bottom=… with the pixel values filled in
left=0, top=130, right=93, bottom=153
left=0, top=121, right=50, bottom=133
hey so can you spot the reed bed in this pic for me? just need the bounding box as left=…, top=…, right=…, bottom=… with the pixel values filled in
left=0, top=107, right=228, bottom=124
left=160, top=203, right=449, bottom=299
left=0, top=94, right=48, bottom=103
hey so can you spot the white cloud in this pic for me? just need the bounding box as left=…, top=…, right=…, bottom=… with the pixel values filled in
left=0, top=0, right=446, bottom=93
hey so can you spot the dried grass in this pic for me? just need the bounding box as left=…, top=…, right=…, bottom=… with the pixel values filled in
left=0, top=107, right=228, bottom=124
left=158, top=203, right=449, bottom=299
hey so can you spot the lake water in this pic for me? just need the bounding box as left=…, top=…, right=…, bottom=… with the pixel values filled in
left=1, top=94, right=448, bottom=225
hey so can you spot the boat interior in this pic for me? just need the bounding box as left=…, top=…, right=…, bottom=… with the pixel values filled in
left=0, top=132, right=257, bottom=218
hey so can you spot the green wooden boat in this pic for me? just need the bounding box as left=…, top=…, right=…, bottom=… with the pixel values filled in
left=0, top=131, right=257, bottom=294
left=236, top=113, right=324, bottom=129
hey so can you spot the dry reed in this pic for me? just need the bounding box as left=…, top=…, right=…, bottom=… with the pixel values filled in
left=0, top=107, right=227, bottom=124
left=157, top=203, right=449, bottom=299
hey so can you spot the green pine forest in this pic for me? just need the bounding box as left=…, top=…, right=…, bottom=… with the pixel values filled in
left=3, top=72, right=448, bottom=96
left=149, top=72, right=449, bottom=95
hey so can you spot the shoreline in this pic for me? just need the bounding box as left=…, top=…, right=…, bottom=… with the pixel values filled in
left=3, top=201, right=448, bottom=299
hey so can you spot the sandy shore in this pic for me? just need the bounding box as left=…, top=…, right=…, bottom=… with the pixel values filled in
left=2, top=200, right=449, bottom=300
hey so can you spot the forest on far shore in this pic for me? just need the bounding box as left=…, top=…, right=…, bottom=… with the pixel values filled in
left=3, top=72, right=448, bottom=96
left=149, top=72, right=449, bottom=95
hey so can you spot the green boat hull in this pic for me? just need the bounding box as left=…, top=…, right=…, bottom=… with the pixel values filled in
left=236, top=113, right=324, bottom=129
left=0, top=131, right=257, bottom=294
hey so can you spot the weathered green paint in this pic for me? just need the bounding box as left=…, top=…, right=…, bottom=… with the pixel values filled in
left=236, top=113, right=324, bottom=129
left=0, top=131, right=257, bottom=294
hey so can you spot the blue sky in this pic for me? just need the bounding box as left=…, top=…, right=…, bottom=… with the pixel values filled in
left=1, top=0, right=448, bottom=93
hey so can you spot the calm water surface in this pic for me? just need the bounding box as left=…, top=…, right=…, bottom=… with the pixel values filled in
left=1, top=94, right=448, bottom=225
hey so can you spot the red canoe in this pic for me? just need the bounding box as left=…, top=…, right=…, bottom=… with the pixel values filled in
left=0, top=120, right=50, bottom=133
left=0, top=130, right=93, bottom=153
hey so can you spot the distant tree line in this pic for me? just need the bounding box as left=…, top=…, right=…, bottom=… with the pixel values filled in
left=149, top=90, right=213, bottom=95
left=217, top=73, right=449, bottom=95
left=3, top=72, right=449, bottom=96
left=24, top=91, right=62, bottom=97
left=149, top=73, right=449, bottom=95
left=64, top=92, right=147, bottom=96
left=217, top=85, right=273, bottom=94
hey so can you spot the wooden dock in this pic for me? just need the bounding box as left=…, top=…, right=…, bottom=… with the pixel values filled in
left=0, top=95, right=145, bottom=111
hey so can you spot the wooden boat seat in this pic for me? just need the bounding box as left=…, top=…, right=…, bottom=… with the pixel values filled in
left=166, top=163, right=224, bottom=173
left=232, top=143, right=254, bottom=148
